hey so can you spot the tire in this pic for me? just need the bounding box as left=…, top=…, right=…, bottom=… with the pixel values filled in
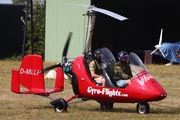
left=136, top=102, right=150, bottom=114
left=50, top=98, right=68, bottom=113
left=54, top=106, right=66, bottom=113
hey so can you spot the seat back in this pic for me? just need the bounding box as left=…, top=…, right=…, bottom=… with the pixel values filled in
left=83, top=58, right=93, bottom=80
left=108, top=61, right=115, bottom=74
left=83, top=57, right=102, bottom=85
left=103, top=61, right=117, bottom=87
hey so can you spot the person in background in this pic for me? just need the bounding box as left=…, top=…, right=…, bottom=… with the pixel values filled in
left=113, top=51, right=133, bottom=88
left=89, top=49, right=106, bottom=86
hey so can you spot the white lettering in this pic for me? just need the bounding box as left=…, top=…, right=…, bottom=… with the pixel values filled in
left=26, top=69, right=31, bottom=74
left=19, top=68, right=42, bottom=75
left=20, top=68, right=24, bottom=74
left=140, top=74, right=153, bottom=83
left=87, top=86, right=128, bottom=97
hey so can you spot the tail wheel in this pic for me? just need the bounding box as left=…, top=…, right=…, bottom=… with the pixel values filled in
left=100, top=102, right=114, bottom=110
left=54, top=106, right=67, bottom=113
left=50, top=98, right=68, bottom=113
left=136, top=102, right=150, bottom=114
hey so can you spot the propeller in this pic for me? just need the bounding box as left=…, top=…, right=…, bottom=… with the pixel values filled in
left=61, top=4, right=128, bottom=21
left=43, top=32, right=73, bottom=72
left=61, top=32, right=72, bottom=64
left=151, top=29, right=165, bottom=58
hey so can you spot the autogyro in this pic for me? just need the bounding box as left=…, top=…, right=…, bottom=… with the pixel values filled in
left=11, top=4, right=167, bottom=114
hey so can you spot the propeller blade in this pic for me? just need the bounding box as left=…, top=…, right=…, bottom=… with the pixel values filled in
left=62, top=32, right=73, bottom=58
left=43, top=64, right=60, bottom=72
left=91, top=7, right=128, bottom=21
left=43, top=32, right=72, bottom=72
left=159, top=49, right=166, bottom=58
left=151, top=29, right=164, bottom=55
left=151, top=48, right=158, bottom=55
left=158, top=29, right=163, bottom=45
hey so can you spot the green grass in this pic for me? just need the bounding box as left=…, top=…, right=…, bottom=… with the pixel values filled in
left=0, top=61, right=180, bottom=120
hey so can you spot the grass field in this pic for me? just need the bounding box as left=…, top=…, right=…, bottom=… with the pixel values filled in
left=0, top=61, right=180, bottom=120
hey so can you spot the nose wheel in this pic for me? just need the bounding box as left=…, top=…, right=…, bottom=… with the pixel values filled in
left=136, top=102, right=150, bottom=114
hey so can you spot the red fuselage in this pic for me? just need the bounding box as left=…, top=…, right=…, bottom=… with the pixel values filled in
left=71, top=56, right=167, bottom=103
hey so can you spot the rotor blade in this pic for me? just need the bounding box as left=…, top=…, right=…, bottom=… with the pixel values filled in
left=62, top=32, right=73, bottom=58
left=61, top=4, right=89, bottom=8
left=91, top=7, right=128, bottom=21
left=43, top=64, right=60, bottom=72
left=61, top=4, right=128, bottom=21
left=151, top=48, right=158, bottom=55
left=158, top=29, right=163, bottom=45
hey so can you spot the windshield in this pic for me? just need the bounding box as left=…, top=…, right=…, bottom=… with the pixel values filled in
left=98, top=47, right=148, bottom=77
left=100, top=47, right=116, bottom=63
left=98, top=48, right=148, bottom=87
left=129, top=52, right=148, bottom=76
left=99, top=48, right=148, bottom=75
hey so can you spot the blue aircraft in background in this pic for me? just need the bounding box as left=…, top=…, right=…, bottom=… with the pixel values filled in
left=151, top=29, right=180, bottom=66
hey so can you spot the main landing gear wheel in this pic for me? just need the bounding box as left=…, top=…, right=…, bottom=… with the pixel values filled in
left=100, top=102, right=114, bottom=110
left=136, top=102, right=150, bottom=114
left=50, top=98, right=68, bottom=113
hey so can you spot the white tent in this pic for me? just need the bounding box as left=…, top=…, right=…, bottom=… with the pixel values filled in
left=44, top=70, right=56, bottom=79
left=44, top=70, right=69, bottom=79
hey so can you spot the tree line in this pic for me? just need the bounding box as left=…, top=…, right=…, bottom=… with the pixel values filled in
left=12, top=0, right=45, bottom=58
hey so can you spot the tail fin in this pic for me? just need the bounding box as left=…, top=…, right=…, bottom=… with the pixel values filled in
left=11, top=55, right=45, bottom=93
left=11, top=54, right=64, bottom=94
left=19, top=55, right=44, bottom=91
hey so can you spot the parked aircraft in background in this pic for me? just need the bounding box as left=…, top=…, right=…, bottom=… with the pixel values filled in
left=151, top=29, right=180, bottom=66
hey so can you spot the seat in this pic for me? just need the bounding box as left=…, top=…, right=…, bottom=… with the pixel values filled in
left=102, top=61, right=117, bottom=88
left=108, top=61, right=115, bottom=74
left=83, top=57, right=102, bottom=85
left=83, top=58, right=93, bottom=80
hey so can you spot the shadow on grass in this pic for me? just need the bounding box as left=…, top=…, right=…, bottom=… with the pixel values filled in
left=27, top=103, right=180, bottom=115
left=83, top=107, right=179, bottom=115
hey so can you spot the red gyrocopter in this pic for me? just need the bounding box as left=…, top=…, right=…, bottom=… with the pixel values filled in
left=11, top=5, right=167, bottom=114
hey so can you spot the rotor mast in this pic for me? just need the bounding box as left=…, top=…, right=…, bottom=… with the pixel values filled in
left=84, top=11, right=96, bottom=54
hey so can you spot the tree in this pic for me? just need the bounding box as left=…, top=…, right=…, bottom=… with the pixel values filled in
left=26, top=0, right=45, bottom=57
left=14, top=0, right=45, bottom=58
left=12, top=0, right=27, bottom=4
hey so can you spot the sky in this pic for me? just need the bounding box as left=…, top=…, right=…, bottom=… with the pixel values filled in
left=0, top=0, right=12, bottom=4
